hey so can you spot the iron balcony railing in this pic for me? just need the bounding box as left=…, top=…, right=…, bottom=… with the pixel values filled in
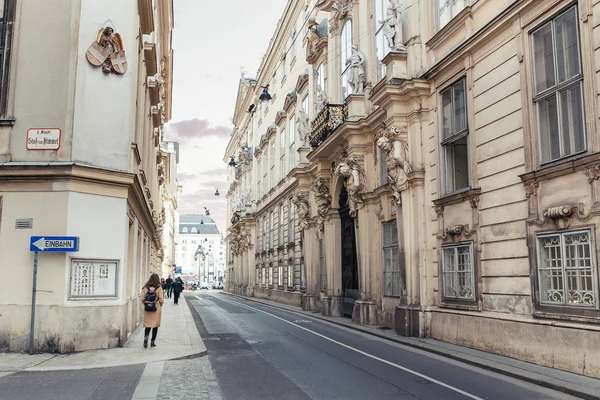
left=309, top=103, right=347, bottom=150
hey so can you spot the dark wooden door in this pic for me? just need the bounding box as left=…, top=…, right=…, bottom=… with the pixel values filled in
left=339, top=186, right=359, bottom=317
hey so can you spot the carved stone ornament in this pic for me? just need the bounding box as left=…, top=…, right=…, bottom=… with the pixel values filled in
left=374, top=200, right=384, bottom=220
left=469, top=196, right=480, bottom=209
left=292, top=191, right=311, bottom=232
left=524, top=182, right=539, bottom=198
left=434, top=204, right=444, bottom=218
left=312, top=176, right=332, bottom=235
left=437, top=224, right=476, bottom=241
left=585, top=164, right=600, bottom=183
left=237, top=143, right=252, bottom=168
left=379, top=0, right=406, bottom=52
left=376, top=124, right=412, bottom=206
left=230, top=233, right=241, bottom=256
left=86, top=26, right=127, bottom=74
left=334, top=155, right=366, bottom=217
left=446, top=225, right=463, bottom=236
left=543, top=205, right=576, bottom=230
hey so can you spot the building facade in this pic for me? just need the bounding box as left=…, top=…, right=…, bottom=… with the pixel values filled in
left=175, top=214, right=224, bottom=283
left=225, top=0, right=600, bottom=377
left=0, top=0, right=174, bottom=353
left=160, top=141, right=181, bottom=279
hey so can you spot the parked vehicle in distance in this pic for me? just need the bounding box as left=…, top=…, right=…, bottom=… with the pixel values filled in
left=213, top=281, right=223, bottom=290
left=199, top=281, right=209, bottom=290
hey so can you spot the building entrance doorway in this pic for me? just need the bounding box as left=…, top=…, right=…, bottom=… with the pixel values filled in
left=339, top=185, right=359, bottom=317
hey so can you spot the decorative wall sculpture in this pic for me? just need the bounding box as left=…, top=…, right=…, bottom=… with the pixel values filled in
left=86, top=26, right=127, bottom=74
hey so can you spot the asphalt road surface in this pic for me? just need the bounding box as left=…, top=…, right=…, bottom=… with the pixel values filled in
left=187, top=292, right=579, bottom=400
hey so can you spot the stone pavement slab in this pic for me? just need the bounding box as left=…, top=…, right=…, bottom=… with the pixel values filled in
left=222, top=292, right=600, bottom=400
left=0, top=295, right=206, bottom=372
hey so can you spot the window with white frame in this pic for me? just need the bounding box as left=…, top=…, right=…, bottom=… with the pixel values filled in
left=278, top=265, right=283, bottom=286
left=289, top=115, right=296, bottom=171
left=291, top=32, right=297, bottom=59
left=438, top=0, right=465, bottom=29
left=288, top=264, right=294, bottom=287
left=270, top=141, right=276, bottom=188
left=263, top=147, right=268, bottom=195
left=537, top=229, right=597, bottom=308
left=383, top=220, right=402, bottom=296
left=441, top=78, right=469, bottom=193
left=316, top=63, right=326, bottom=112
left=302, top=94, right=309, bottom=117
left=280, top=127, right=286, bottom=178
left=257, top=157, right=262, bottom=198
left=258, top=219, right=263, bottom=251
left=340, top=20, right=353, bottom=100
left=375, top=0, right=390, bottom=82
left=256, top=267, right=259, bottom=285
left=263, top=266, right=267, bottom=285
left=288, top=199, right=295, bottom=243
left=442, top=242, right=475, bottom=300
left=270, top=211, right=275, bottom=249
left=269, top=265, right=274, bottom=286
left=264, top=216, right=269, bottom=249
left=532, top=7, right=585, bottom=164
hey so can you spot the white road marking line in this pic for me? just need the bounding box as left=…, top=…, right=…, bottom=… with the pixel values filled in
left=230, top=298, right=484, bottom=400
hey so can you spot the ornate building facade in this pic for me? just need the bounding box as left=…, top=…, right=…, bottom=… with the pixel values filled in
left=0, top=0, right=174, bottom=353
left=225, top=0, right=600, bottom=377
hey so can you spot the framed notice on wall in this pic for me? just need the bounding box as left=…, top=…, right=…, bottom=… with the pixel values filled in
left=69, top=259, right=118, bottom=298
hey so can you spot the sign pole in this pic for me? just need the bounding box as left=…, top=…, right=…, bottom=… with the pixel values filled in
left=29, top=251, right=39, bottom=355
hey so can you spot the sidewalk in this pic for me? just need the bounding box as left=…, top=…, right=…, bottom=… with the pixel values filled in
left=0, top=294, right=206, bottom=372
left=222, top=292, right=600, bottom=400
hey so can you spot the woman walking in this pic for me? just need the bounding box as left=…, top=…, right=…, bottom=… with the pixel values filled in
left=141, top=273, right=164, bottom=348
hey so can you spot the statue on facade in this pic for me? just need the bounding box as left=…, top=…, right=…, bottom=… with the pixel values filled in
left=291, top=192, right=311, bottom=232
left=376, top=125, right=412, bottom=206
left=316, top=85, right=327, bottom=112
left=346, top=45, right=366, bottom=94
left=380, top=0, right=406, bottom=52
left=332, top=0, right=353, bottom=20
left=86, top=26, right=128, bottom=74
left=312, top=176, right=332, bottom=236
left=298, top=107, right=310, bottom=147
left=335, top=156, right=366, bottom=217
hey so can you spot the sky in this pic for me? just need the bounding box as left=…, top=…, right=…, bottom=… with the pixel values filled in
left=165, top=0, right=288, bottom=234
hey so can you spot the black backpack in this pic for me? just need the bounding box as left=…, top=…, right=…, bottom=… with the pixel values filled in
left=144, top=288, right=158, bottom=312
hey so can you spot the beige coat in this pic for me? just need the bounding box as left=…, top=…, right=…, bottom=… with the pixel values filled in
left=141, top=286, right=164, bottom=328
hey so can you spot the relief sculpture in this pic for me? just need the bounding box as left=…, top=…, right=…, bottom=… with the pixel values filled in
left=334, top=155, right=366, bottom=217
left=376, top=125, right=412, bottom=206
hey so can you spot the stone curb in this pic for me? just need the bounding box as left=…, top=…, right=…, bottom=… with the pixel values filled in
left=222, top=292, right=600, bottom=400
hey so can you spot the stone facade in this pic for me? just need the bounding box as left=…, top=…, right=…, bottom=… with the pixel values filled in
left=225, top=0, right=600, bottom=378
left=0, top=0, right=174, bottom=353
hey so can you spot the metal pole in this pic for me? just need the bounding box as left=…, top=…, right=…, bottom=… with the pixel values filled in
left=29, top=251, right=38, bottom=355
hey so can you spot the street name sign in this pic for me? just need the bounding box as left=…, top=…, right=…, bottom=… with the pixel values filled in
left=26, top=128, right=61, bottom=150
left=30, top=236, right=79, bottom=252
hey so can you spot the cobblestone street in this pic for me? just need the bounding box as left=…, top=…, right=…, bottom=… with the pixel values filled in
left=156, top=357, right=222, bottom=400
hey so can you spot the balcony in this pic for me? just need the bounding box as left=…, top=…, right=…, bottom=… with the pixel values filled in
left=309, top=104, right=347, bottom=150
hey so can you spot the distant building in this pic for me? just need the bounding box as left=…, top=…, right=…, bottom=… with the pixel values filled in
left=160, top=141, right=181, bottom=279
left=176, top=214, right=224, bottom=282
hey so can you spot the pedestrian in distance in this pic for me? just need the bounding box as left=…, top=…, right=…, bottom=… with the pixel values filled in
left=141, top=273, right=164, bottom=348
left=172, top=276, right=183, bottom=304
left=165, top=275, right=173, bottom=298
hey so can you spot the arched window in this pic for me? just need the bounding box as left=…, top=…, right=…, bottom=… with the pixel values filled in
left=340, top=20, right=353, bottom=100
left=316, top=63, right=326, bottom=112
left=375, top=0, right=390, bottom=81
left=191, top=227, right=198, bottom=233
left=182, top=227, right=188, bottom=233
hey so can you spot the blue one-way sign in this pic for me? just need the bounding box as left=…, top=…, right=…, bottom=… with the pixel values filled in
left=30, top=236, right=79, bottom=252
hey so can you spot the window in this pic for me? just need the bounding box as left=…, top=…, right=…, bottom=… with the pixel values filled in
left=270, top=141, right=276, bottom=188
left=182, top=227, right=188, bottom=233
left=257, top=220, right=262, bottom=251
left=288, top=265, right=294, bottom=287
left=280, top=128, right=286, bottom=178
left=438, top=0, right=465, bottom=29
left=537, top=229, right=597, bottom=308
left=379, top=148, right=388, bottom=187
left=316, top=63, right=326, bottom=112
left=302, top=94, right=309, bottom=117
left=441, top=78, right=469, bottom=193
left=288, top=199, right=295, bottom=243
left=278, top=265, right=283, bottom=286
left=340, top=20, right=353, bottom=100
left=442, top=243, right=475, bottom=300
left=263, top=148, right=268, bottom=195
left=289, top=115, right=296, bottom=171
left=269, top=265, right=273, bottom=286
left=319, top=239, right=326, bottom=290
left=182, top=246, right=187, bottom=252
left=270, top=211, right=275, bottom=249
left=0, top=0, right=14, bottom=116
left=383, top=221, right=402, bottom=296
left=257, top=157, right=262, bottom=198
left=256, top=267, right=260, bottom=285
left=262, top=266, right=266, bottom=286
left=291, top=32, right=297, bottom=59
left=532, top=7, right=585, bottom=164
left=279, top=203, right=284, bottom=245
left=375, top=0, right=390, bottom=81
left=191, top=227, right=197, bottom=233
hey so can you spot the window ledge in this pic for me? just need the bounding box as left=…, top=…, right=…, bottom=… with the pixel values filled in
left=439, top=301, right=479, bottom=311
left=533, top=310, right=600, bottom=325
left=286, top=242, right=295, bottom=249
left=433, top=187, right=481, bottom=208
left=0, top=118, right=15, bottom=126
left=520, top=152, right=600, bottom=185
left=426, top=6, right=472, bottom=50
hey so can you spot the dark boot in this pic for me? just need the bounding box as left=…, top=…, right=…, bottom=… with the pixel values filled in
left=143, top=336, right=148, bottom=348
left=150, top=340, right=156, bottom=347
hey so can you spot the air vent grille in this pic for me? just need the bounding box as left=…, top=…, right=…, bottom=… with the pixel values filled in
left=15, top=218, right=33, bottom=229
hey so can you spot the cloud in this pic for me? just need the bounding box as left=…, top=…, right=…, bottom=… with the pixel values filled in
left=203, top=168, right=227, bottom=177
left=166, top=119, right=231, bottom=139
